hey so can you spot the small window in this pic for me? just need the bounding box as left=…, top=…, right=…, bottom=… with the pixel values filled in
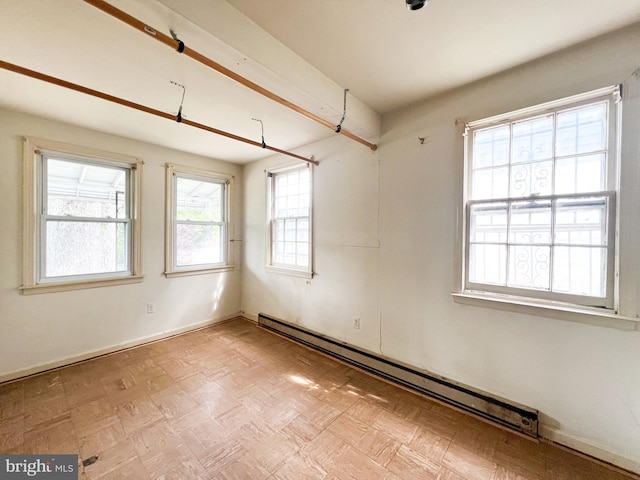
left=165, top=164, right=232, bottom=277
left=461, top=87, right=620, bottom=309
left=266, top=164, right=313, bottom=277
left=22, top=137, right=143, bottom=294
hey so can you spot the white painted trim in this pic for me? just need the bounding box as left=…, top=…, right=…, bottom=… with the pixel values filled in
left=265, top=265, right=313, bottom=279
left=19, top=275, right=144, bottom=295
left=165, top=265, right=235, bottom=278
left=265, top=163, right=314, bottom=277
left=241, top=312, right=259, bottom=322
left=22, top=136, right=143, bottom=292
left=0, top=312, right=241, bottom=383
left=452, top=292, right=639, bottom=331
left=466, top=85, right=619, bottom=128
left=539, top=424, right=640, bottom=476
left=165, top=163, right=234, bottom=276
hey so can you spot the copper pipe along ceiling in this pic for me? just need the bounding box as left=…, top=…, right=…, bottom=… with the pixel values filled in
left=0, top=60, right=318, bottom=165
left=82, top=0, right=378, bottom=152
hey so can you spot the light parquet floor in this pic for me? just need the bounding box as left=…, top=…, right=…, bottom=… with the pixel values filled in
left=0, top=317, right=635, bottom=480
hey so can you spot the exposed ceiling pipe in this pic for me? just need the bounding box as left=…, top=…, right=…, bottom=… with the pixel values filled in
left=0, top=60, right=318, bottom=165
left=82, top=0, right=378, bottom=152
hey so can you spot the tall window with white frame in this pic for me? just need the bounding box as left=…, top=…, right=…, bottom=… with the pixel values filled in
left=41, top=154, right=132, bottom=280
left=22, top=139, right=142, bottom=294
left=463, top=86, right=620, bottom=309
left=267, top=164, right=313, bottom=277
left=165, top=164, right=231, bottom=276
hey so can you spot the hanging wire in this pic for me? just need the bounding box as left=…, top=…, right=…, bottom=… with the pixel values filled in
left=335, top=88, right=349, bottom=133
left=170, top=81, right=186, bottom=122
left=252, top=118, right=267, bottom=148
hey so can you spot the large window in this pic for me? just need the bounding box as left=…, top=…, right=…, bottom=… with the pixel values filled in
left=462, top=87, right=620, bottom=309
left=267, top=164, right=313, bottom=277
left=22, top=137, right=142, bottom=294
left=165, top=164, right=232, bottom=277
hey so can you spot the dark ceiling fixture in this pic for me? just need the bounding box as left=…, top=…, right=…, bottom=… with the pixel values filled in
left=406, top=0, right=428, bottom=10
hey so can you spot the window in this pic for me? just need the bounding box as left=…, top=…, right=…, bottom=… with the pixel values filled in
left=461, top=87, right=620, bottom=310
left=267, top=164, right=313, bottom=277
left=22, top=137, right=142, bottom=294
left=165, top=164, right=232, bottom=277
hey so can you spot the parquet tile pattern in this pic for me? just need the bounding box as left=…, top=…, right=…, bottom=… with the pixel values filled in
left=0, top=318, right=636, bottom=479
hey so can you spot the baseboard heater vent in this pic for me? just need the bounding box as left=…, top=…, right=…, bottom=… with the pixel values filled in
left=258, top=313, right=538, bottom=438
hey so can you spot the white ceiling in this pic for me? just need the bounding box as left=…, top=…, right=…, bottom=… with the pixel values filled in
left=1, top=0, right=639, bottom=164
left=225, top=0, right=640, bottom=113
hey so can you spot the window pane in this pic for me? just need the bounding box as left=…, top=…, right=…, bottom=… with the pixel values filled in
left=47, top=158, right=128, bottom=219
left=287, top=194, right=299, bottom=216
left=275, top=198, right=287, bottom=217
left=472, top=167, right=508, bottom=200
left=469, top=244, right=506, bottom=286
left=296, top=242, right=309, bottom=267
left=273, top=219, right=285, bottom=241
left=553, top=246, right=606, bottom=297
left=272, top=241, right=285, bottom=264
left=45, top=221, right=128, bottom=277
left=469, top=203, right=507, bottom=243
left=555, top=154, right=605, bottom=194
left=284, top=241, right=296, bottom=265
left=176, top=223, right=222, bottom=266
left=512, top=115, right=553, bottom=163
left=508, top=245, right=550, bottom=290
left=176, top=177, right=223, bottom=222
left=473, top=126, right=509, bottom=168
left=298, top=193, right=310, bottom=217
left=509, top=200, right=551, bottom=244
left=297, top=219, right=309, bottom=242
left=554, top=197, right=607, bottom=246
left=271, top=167, right=311, bottom=270
left=509, top=161, right=553, bottom=197
left=556, top=103, right=607, bottom=157
left=285, top=219, right=296, bottom=241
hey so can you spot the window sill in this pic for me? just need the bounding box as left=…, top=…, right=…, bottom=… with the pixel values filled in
left=164, top=265, right=235, bottom=278
left=451, top=291, right=639, bottom=331
left=265, top=265, right=313, bottom=279
left=21, top=275, right=144, bottom=295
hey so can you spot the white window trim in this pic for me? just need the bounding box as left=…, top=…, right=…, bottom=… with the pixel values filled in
left=21, top=137, right=143, bottom=295
left=164, top=163, right=234, bottom=278
left=265, top=163, right=314, bottom=278
left=453, top=85, right=640, bottom=331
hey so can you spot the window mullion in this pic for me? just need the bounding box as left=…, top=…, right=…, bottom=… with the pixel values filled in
left=464, top=89, right=617, bottom=308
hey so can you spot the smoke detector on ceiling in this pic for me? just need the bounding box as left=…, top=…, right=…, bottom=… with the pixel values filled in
left=406, top=0, right=429, bottom=10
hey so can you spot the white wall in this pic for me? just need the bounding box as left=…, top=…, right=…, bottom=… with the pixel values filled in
left=0, top=109, right=243, bottom=381
left=241, top=25, right=640, bottom=472
left=241, top=136, right=381, bottom=352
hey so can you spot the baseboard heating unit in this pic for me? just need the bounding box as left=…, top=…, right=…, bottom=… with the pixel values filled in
left=258, top=313, right=538, bottom=438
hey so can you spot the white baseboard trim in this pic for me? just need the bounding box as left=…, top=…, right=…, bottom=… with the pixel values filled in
left=539, top=424, right=640, bottom=476
left=240, top=311, right=259, bottom=322
left=0, top=312, right=242, bottom=384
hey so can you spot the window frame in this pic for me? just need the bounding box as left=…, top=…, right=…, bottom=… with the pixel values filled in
left=164, top=163, right=234, bottom=278
left=266, top=163, right=314, bottom=278
left=21, top=137, right=143, bottom=295
left=457, top=86, right=623, bottom=314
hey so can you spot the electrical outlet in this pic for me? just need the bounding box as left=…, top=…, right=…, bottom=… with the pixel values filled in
left=146, top=303, right=154, bottom=314
left=353, top=318, right=360, bottom=329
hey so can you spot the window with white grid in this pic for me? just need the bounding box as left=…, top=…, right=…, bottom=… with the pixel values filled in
left=267, top=164, right=312, bottom=277
left=165, top=164, right=233, bottom=277
left=463, top=87, right=620, bottom=308
left=21, top=137, right=143, bottom=294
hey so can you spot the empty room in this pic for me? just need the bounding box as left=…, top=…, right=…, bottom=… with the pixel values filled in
left=1, top=0, right=639, bottom=479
